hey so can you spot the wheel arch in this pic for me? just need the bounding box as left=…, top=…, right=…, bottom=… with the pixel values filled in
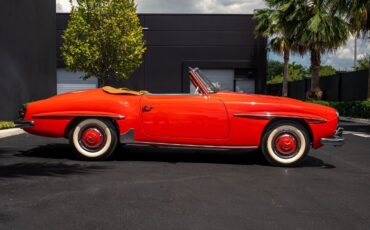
left=262, top=118, right=314, bottom=144
left=64, top=116, right=120, bottom=138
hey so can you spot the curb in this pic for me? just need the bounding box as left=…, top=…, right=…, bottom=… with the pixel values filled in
left=340, top=116, right=370, bottom=125
left=0, top=128, right=25, bottom=139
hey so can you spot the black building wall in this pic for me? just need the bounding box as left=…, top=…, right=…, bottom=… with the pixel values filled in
left=0, top=1, right=56, bottom=120
left=57, top=14, right=267, bottom=94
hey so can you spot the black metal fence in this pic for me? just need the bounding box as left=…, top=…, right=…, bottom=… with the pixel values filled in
left=266, top=69, right=369, bottom=101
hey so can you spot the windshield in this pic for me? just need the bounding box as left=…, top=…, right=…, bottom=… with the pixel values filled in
left=194, top=69, right=219, bottom=93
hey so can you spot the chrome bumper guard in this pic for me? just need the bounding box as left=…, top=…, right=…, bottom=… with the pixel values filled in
left=14, top=120, right=34, bottom=129
left=320, top=127, right=345, bottom=146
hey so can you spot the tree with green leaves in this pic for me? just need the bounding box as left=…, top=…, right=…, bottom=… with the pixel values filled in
left=61, top=0, right=146, bottom=86
left=333, top=0, right=369, bottom=35
left=313, top=65, right=337, bottom=77
left=273, top=0, right=349, bottom=100
left=267, top=61, right=308, bottom=84
left=354, top=55, right=370, bottom=71
left=254, top=2, right=301, bottom=97
left=267, top=60, right=284, bottom=81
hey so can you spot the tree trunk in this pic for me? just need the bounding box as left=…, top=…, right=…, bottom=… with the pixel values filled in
left=282, top=48, right=290, bottom=97
left=308, top=49, right=323, bottom=100
left=354, top=37, right=357, bottom=68
left=368, top=56, right=370, bottom=99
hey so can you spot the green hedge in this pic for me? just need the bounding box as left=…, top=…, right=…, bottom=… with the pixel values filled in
left=308, top=100, right=370, bottom=119
left=0, top=121, right=15, bottom=130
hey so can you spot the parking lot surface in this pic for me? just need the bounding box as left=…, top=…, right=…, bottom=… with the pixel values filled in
left=0, top=122, right=369, bottom=230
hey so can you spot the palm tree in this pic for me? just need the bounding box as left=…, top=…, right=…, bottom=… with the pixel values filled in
left=254, top=6, right=295, bottom=97
left=333, top=0, right=369, bottom=35
left=333, top=0, right=370, bottom=82
left=275, top=0, right=349, bottom=100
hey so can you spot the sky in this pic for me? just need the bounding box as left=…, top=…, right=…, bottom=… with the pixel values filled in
left=56, top=0, right=370, bottom=70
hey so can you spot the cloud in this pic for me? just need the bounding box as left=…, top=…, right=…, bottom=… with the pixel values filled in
left=56, top=0, right=369, bottom=70
left=56, top=0, right=266, bottom=13
left=56, top=0, right=77, bottom=13
left=193, top=0, right=266, bottom=14
left=322, top=36, right=370, bottom=70
left=270, top=36, right=370, bottom=70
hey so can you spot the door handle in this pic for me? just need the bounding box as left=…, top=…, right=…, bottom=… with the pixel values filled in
left=142, top=105, right=153, bottom=112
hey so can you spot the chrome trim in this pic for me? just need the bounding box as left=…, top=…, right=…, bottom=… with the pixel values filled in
left=14, top=120, right=35, bottom=128
left=128, top=141, right=258, bottom=150
left=145, top=94, right=203, bottom=96
left=233, top=113, right=327, bottom=124
left=119, top=128, right=257, bottom=150
left=320, top=137, right=345, bottom=146
left=320, top=127, right=345, bottom=146
left=33, top=114, right=125, bottom=120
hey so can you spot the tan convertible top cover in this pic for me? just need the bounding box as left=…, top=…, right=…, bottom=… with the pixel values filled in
left=102, top=86, right=150, bottom=96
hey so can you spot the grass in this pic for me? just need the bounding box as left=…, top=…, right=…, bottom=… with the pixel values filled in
left=0, top=121, right=15, bottom=130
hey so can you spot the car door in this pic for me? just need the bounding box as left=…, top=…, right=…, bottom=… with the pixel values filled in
left=140, top=94, right=229, bottom=142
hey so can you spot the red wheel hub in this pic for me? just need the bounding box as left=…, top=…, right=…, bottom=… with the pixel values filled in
left=81, top=128, right=104, bottom=149
left=274, top=133, right=297, bottom=156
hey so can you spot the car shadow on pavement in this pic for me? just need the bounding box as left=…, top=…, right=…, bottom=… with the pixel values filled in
left=114, top=145, right=336, bottom=168
left=0, top=162, right=108, bottom=179
left=16, top=144, right=335, bottom=168
left=18, top=143, right=77, bottom=160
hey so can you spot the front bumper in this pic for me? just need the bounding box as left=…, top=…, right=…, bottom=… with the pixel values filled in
left=320, top=127, right=345, bottom=146
left=14, top=120, right=34, bottom=129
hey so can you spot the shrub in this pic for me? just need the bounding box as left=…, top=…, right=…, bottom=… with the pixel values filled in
left=308, top=100, right=370, bottom=119
left=0, top=121, right=15, bottom=130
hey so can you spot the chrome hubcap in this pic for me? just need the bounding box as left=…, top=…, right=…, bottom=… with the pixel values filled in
left=273, top=132, right=298, bottom=157
left=80, top=127, right=105, bottom=150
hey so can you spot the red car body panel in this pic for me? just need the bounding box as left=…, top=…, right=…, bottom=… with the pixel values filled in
left=23, top=71, right=339, bottom=150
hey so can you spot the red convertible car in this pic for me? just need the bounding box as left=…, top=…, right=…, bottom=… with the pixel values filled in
left=15, top=68, right=344, bottom=166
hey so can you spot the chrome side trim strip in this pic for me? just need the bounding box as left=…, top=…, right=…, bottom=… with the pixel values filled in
left=33, top=114, right=125, bottom=120
left=233, top=113, right=327, bottom=124
left=127, top=141, right=258, bottom=150
left=120, top=128, right=258, bottom=150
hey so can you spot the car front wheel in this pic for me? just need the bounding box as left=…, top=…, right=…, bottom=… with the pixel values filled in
left=70, top=118, right=118, bottom=160
left=261, top=121, right=310, bottom=167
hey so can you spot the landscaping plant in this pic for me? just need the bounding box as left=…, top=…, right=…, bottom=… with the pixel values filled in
left=0, top=121, right=15, bottom=130
left=309, top=100, right=370, bottom=119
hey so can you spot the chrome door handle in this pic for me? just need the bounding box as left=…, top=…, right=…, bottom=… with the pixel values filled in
left=142, top=105, right=153, bottom=112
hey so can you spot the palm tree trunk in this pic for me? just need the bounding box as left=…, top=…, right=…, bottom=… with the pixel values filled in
left=282, top=48, right=290, bottom=97
left=309, top=49, right=323, bottom=100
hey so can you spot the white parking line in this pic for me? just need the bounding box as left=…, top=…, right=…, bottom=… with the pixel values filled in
left=343, top=131, right=370, bottom=138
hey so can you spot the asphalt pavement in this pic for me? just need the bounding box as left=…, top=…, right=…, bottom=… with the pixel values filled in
left=0, top=121, right=369, bottom=230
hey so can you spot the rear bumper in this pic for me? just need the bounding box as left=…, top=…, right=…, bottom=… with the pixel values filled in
left=14, top=120, right=34, bottom=129
left=320, top=127, right=345, bottom=146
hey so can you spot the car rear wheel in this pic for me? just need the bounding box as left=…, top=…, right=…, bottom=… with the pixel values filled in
left=261, top=121, right=310, bottom=167
left=69, top=118, right=118, bottom=160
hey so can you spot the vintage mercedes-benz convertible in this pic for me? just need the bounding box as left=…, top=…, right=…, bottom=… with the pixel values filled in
left=15, top=68, right=344, bottom=166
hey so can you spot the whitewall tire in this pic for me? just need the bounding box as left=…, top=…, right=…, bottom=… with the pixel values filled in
left=70, top=118, right=118, bottom=160
left=261, top=121, right=310, bottom=167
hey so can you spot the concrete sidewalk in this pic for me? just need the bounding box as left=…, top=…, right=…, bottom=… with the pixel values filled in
left=0, top=128, right=25, bottom=139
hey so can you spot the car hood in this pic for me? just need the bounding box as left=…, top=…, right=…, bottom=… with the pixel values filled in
left=215, top=91, right=337, bottom=121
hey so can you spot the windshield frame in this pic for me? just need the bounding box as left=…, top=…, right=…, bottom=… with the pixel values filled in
left=191, top=68, right=219, bottom=94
